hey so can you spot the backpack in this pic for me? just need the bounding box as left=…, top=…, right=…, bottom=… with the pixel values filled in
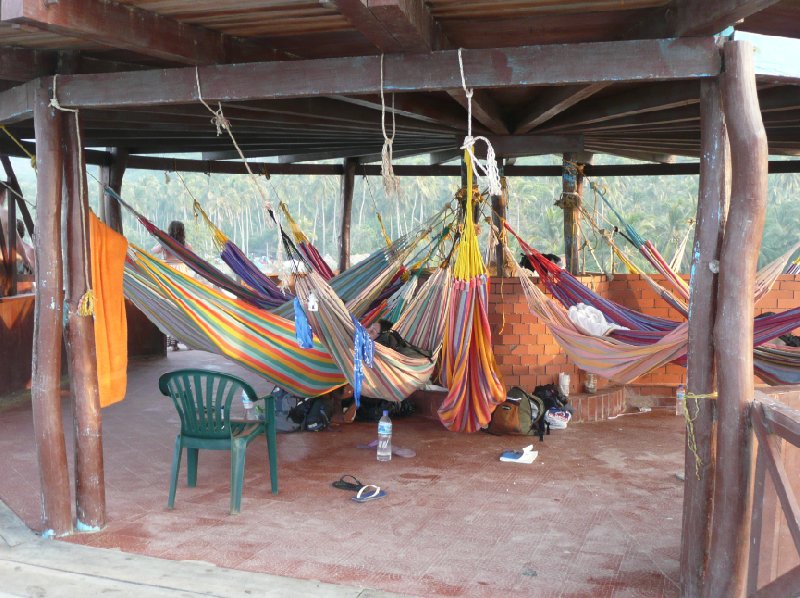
left=532, top=384, right=571, bottom=413
left=288, top=397, right=330, bottom=432
left=487, top=387, right=547, bottom=440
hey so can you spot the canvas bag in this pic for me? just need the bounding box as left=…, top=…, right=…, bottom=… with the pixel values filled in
left=487, top=387, right=546, bottom=439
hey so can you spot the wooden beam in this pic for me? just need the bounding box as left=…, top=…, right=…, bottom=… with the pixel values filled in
left=542, top=81, right=701, bottom=132
left=50, top=38, right=723, bottom=109
left=679, top=77, right=728, bottom=598
left=98, top=148, right=127, bottom=233
left=63, top=111, right=106, bottom=531
left=706, top=40, right=768, bottom=597
left=0, top=80, right=36, bottom=124
left=557, top=153, right=583, bottom=274
left=31, top=79, right=72, bottom=536
left=331, top=94, right=469, bottom=131
left=0, top=47, right=55, bottom=81
left=334, top=0, right=443, bottom=54
left=339, top=157, right=357, bottom=273
left=514, top=84, right=610, bottom=134
left=446, top=89, right=510, bottom=135
left=1, top=155, right=33, bottom=236
left=0, top=0, right=289, bottom=66
left=628, top=0, right=781, bottom=38
left=492, top=160, right=507, bottom=276
left=428, top=149, right=460, bottom=165
left=485, top=134, right=583, bottom=157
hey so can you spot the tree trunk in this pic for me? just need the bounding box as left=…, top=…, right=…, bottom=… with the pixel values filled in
left=680, top=77, right=729, bottom=597
left=32, top=79, right=72, bottom=536
left=63, top=112, right=106, bottom=531
left=705, top=40, right=768, bottom=598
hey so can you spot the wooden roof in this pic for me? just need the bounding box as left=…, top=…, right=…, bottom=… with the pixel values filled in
left=0, top=0, right=799, bottom=163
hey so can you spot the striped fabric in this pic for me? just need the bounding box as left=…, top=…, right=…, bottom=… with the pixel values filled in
left=438, top=153, right=506, bottom=432
left=754, top=345, right=800, bottom=385
left=393, top=266, right=453, bottom=354
left=279, top=202, right=334, bottom=280
left=294, top=270, right=436, bottom=402
left=126, top=247, right=346, bottom=396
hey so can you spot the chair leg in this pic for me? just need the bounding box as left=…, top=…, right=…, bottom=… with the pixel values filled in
left=168, top=435, right=182, bottom=509
left=230, top=440, right=246, bottom=515
left=186, top=448, right=199, bottom=487
left=266, top=420, right=278, bottom=495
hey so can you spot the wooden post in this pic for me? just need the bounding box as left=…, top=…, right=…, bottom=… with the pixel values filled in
left=63, top=112, right=106, bottom=531
left=2, top=155, right=35, bottom=237
left=705, top=40, right=768, bottom=598
left=32, top=79, right=72, bottom=536
left=99, top=147, right=128, bottom=233
left=5, top=164, right=17, bottom=296
left=491, top=158, right=506, bottom=276
left=680, top=77, right=729, bottom=596
left=558, top=152, right=583, bottom=275
left=338, top=157, right=357, bottom=273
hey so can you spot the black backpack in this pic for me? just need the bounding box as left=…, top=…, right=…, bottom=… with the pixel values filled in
left=288, top=397, right=330, bottom=432
left=487, top=386, right=548, bottom=441
left=532, top=384, right=571, bottom=413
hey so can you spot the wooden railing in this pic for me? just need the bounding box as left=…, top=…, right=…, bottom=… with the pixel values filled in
left=748, top=397, right=800, bottom=597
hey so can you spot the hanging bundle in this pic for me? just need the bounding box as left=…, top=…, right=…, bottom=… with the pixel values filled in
left=379, top=54, right=401, bottom=198
left=294, top=297, right=314, bottom=349
left=352, top=315, right=375, bottom=406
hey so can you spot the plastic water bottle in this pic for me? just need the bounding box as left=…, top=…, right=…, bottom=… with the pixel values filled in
left=676, top=385, right=686, bottom=416
left=377, top=410, right=392, bottom=462
left=242, top=391, right=257, bottom=420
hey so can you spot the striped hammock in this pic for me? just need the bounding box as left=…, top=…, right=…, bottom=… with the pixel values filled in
left=294, top=270, right=436, bottom=402
left=126, top=246, right=346, bottom=396
left=438, top=152, right=506, bottom=432
left=279, top=202, right=335, bottom=280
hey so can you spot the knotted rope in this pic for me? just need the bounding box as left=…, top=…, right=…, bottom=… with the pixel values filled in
left=457, top=49, right=501, bottom=197
left=380, top=54, right=401, bottom=198
left=49, top=74, right=94, bottom=316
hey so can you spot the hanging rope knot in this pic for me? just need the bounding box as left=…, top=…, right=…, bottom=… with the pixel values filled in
left=210, top=102, right=230, bottom=136
left=77, top=290, right=95, bottom=317
left=379, top=54, right=401, bottom=198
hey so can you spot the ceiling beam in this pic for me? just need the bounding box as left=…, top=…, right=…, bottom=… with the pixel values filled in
left=0, top=80, right=36, bottom=123
left=0, top=0, right=290, bottom=65
left=330, top=93, right=470, bottom=131
left=446, top=89, right=510, bottom=135
left=514, top=83, right=610, bottom=134
left=627, top=0, right=782, bottom=38
left=45, top=38, right=722, bottom=112
left=0, top=47, right=56, bottom=81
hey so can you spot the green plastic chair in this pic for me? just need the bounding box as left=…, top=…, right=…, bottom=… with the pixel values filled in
left=158, top=369, right=278, bottom=514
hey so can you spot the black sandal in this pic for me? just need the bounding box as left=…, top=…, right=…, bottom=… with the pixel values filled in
left=332, top=474, right=365, bottom=491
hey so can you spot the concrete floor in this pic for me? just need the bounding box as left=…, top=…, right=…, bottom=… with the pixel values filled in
left=0, top=349, right=686, bottom=597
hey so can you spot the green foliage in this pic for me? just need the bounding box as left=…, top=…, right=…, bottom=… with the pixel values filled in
left=7, top=155, right=799, bottom=274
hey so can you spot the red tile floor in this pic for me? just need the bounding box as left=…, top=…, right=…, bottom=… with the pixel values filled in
left=0, top=349, right=686, bottom=597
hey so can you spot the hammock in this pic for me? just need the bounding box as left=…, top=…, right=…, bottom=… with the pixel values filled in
left=293, top=270, right=436, bottom=402
left=787, top=256, right=800, bottom=275
left=591, top=182, right=691, bottom=302
left=279, top=202, right=335, bottom=280
left=754, top=345, right=800, bottom=385
left=125, top=246, right=346, bottom=396
left=438, top=153, right=505, bottom=432
left=393, top=266, right=454, bottom=355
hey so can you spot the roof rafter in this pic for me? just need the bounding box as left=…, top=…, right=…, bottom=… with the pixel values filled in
left=0, top=0, right=291, bottom=65
left=627, top=0, right=782, bottom=38
left=514, top=84, right=610, bottom=134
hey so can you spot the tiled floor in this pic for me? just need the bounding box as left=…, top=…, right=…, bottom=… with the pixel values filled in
left=0, top=350, right=685, bottom=597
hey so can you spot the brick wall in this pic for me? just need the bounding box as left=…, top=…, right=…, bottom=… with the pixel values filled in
left=488, top=273, right=800, bottom=397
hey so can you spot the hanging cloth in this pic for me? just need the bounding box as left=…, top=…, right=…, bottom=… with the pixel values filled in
left=89, top=212, right=129, bottom=407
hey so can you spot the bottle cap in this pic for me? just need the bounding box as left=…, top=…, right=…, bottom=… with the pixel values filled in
left=382, top=410, right=389, bottom=416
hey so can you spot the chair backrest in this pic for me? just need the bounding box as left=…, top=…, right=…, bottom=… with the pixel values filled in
left=158, top=369, right=259, bottom=439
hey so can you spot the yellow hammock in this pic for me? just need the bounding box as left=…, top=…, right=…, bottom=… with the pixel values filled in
left=438, top=151, right=506, bottom=432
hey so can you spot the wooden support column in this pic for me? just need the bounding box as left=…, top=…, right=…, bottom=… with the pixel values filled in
left=32, top=79, right=72, bottom=536
left=2, top=155, right=35, bottom=236
left=705, top=40, right=768, bottom=598
left=680, top=77, right=729, bottom=597
left=490, top=158, right=506, bottom=276
left=5, top=160, right=17, bottom=295
left=63, top=112, right=106, bottom=531
left=557, top=153, right=583, bottom=274
left=98, top=147, right=128, bottom=233
left=338, top=157, right=357, bottom=273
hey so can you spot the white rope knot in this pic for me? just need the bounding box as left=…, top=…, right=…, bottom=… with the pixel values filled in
left=210, top=102, right=230, bottom=136
left=379, top=54, right=401, bottom=198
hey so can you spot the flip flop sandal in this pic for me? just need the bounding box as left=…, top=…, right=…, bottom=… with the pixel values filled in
left=332, top=474, right=365, bottom=491
left=351, top=485, right=386, bottom=503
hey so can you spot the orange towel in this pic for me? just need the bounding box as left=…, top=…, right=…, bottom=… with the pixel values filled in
left=90, top=212, right=128, bottom=407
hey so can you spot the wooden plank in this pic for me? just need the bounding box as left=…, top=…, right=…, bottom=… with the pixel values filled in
left=748, top=436, right=768, bottom=596
left=514, top=83, right=610, bottom=134
left=428, top=149, right=460, bottom=165
left=752, top=406, right=800, bottom=555
left=331, top=93, right=469, bottom=131
left=98, top=148, right=127, bottom=233
left=486, top=134, right=583, bottom=157
left=31, top=79, right=72, bottom=536
left=62, top=111, right=106, bottom=531
left=367, top=0, right=442, bottom=53
left=4, top=150, right=16, bottom=296
left=0, top=0, right=289, bottom=65
left=446, top=89, right=509, bottom=135
left=338, top=157, right=356, bottom=273
left=50, top=38, right=723, bottom=109
left=0, top=80, right=36, bottom=124
left=705, top=40, right=768, bottom=598
left=679, top=77, right=728, bottom=598
left=0, top=155, right=33, bottom=236
left=761, top=399, right=800, bottom=448
left=754, top=565, right=800, bottom=598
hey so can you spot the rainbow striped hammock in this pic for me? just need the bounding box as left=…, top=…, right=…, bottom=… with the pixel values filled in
left=437, top=152, right=506, bottom=432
